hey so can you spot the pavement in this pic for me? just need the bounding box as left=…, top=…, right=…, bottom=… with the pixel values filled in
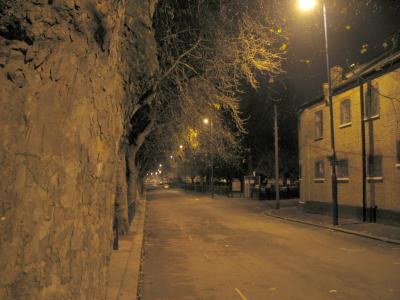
left=263, top=200, right=400, bottom=245
left=107, top=188, right=400, bottom=299
left=106, top=199, right=147, bottom=300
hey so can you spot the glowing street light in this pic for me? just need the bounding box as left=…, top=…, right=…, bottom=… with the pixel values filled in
left=299, top=0, right=339, bottom=226
left=159, top=164, right=162, bottom=168
left=203, top=117, right=214, bottom=199
left=179, top=144, right=184, bottom=149
left=299, top=0, right=317, bottom=11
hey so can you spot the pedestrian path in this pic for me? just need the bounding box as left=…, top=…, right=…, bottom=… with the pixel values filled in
left=263, top=200, right=400, bottom=245
left=106, top=200, right=147, bottom=300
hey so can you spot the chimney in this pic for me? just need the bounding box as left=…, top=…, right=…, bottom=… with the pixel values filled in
left=322, top=65, right=344, bottom=104
left=331, top=65, right=344, bottom=86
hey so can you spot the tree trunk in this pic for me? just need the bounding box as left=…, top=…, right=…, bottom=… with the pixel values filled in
left=115, top=149, right=129, bottom=234
left=127, top=147, right=141, bottom=206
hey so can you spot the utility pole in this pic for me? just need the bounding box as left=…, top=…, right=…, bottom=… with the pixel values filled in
left=274, top=103, right=280, bottom=209
left=323, top=1, right=339, bottom=225
left=210, top=119, right=214, bottom=198
left=203, top=117, right=214, bottom=198
left=360, top=84, right=367, bottom=221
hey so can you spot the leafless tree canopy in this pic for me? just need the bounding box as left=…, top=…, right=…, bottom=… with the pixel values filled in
left=136, top=0, right=287, bottom=175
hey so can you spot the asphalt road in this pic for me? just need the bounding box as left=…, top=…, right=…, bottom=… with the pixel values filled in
left=139, top=188, right=400, bottom=300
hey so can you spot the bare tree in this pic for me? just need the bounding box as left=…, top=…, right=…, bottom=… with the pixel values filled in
left=122, top=0, right=287, bottom=214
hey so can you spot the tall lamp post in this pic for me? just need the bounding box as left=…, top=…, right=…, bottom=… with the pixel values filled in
left=299, top=0, right=338, bottom=225
left=203, top=118, right=214, bottom=198
left=179, top=144, right=186, bottom=190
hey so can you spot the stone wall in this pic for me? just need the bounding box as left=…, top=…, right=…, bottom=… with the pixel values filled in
left=0, top=0, right=158, bottom=299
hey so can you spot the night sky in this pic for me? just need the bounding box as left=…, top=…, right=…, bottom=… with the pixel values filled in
left=285, top=0, right=400, bottom=103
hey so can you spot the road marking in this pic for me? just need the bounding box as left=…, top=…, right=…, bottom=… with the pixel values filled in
left=339, top=247, right=365, bottom=253
left=235, top=288, right=248, bottom=300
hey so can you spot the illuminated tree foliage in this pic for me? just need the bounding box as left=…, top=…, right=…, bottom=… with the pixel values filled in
left=131, top=0, right=288, bottom=183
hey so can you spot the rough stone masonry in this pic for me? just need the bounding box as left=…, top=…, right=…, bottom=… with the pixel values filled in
left=0, top=1, right=158, bottom=299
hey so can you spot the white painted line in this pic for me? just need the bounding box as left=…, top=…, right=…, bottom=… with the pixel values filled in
left=235, top=288, right=248, bottom=300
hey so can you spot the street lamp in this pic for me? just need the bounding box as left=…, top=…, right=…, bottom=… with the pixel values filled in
left=299, top=0, right=317, bottom=11
left=299, top=0, right=338, bottom=225
left=203, top=118, right=214, bottom=198
left=178, top=144, right=186, bottom=190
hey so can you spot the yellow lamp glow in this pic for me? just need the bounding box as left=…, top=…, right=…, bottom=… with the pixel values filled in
left=203, top=118, right=209, bottom=124
left=299, top=0, right=317, bottom=11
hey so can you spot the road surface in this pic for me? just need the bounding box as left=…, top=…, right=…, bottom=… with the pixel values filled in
left=138, top=188, right=400, bottom=300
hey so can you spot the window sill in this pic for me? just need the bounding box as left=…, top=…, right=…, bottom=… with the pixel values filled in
left=314, top=137, right=323, bottom=141
left=363, top=115, right=380, bottom=121
left=337, top=178, right=350, bottom=183
left=339, top=122, right=352, bottom=129
left=314, top=178, right=325, bottom=183
left=367, top=176, right=383, bottom=182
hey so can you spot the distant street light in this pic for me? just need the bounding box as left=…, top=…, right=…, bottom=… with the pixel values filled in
left=299, top=0, right=338, bottom=225
left=179, top=144, right=184, bottom=149
left=203, top=117, right=214, bottom=199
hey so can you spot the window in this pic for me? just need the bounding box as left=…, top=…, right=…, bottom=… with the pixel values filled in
left=315, top=160, right=325, bottom=179
left=368, top=155, right=382, bottom=177
left=340, top=99, right=351, bottom=125
left=315, top=110, right=323, bottom=139
left=365, top=81, right=379, bottom=118
left=337, top=159, right=349, bottom=178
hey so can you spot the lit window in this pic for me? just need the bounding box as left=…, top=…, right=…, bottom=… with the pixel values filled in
left=365, top=81, right=379, bottom=118
left=315, top=110, right=323, bottom=139
left=340, top=99, right=351, bottom=125
left=368, top=155, right=382, bottom=177
left=337, top=159, right=349, bottom=178
left=315, top=160, right=324, bottom=179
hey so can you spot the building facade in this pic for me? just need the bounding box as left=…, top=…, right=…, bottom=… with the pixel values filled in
left=298, top=51, right=400, bottom=225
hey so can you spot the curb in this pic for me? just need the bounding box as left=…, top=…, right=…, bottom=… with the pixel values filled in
left=119, top=199, right=147, bottom=300
left=106, top=199, right=147, bottom=300
left=264, top=211, right=400, bottom=245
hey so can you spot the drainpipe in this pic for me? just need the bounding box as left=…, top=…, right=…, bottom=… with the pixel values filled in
left=360, top=83, right=367, bottom=221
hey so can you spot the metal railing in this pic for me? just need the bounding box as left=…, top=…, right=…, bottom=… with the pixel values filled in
left=173, top=181, right=299, bottom=200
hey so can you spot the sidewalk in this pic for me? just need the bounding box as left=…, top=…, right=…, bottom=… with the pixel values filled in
left=106, top=199, right=147, bottom=300
left=264, top=200, right=400, bottom=245
left=184, top=189, right=400, bottom=244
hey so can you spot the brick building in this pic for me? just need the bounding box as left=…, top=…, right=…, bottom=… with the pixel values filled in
left=298, top=50, right=400, bottom=225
